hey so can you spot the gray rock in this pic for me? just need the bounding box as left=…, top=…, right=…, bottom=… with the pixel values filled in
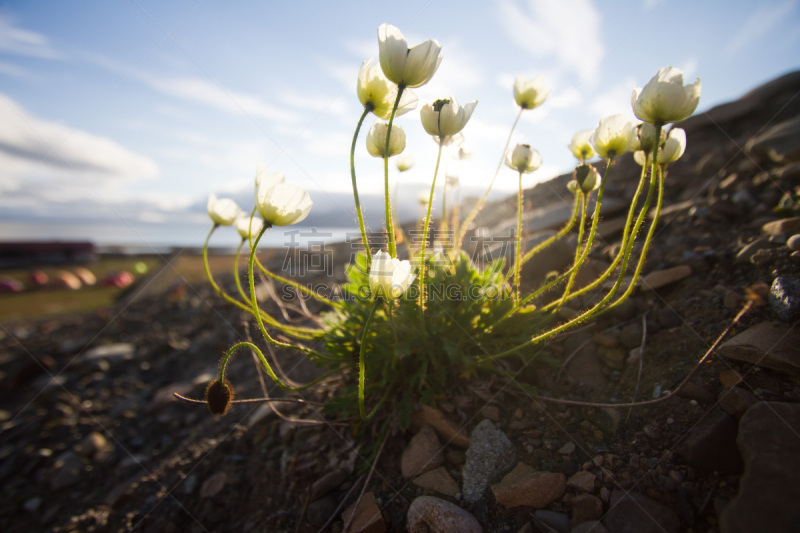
left=490, top=462, right=566, bottom=508
left=735, top=237, right=773, bottom=264
left=401, top=425, right=444, bottom=478
left=679, top=409, right=743, bottom=474
left=461, top=420, right=517, bottom=504
left=719, top=321, right=800, bottom=375
left=406, top=496, right=482, bottom=533
left=719, top=402, right=800, bottom=533
left=762, top=216, right=800, bottom=235
left=572, top=521, right=609, bottom=533
left=769, top=276, right=800, bottom=321
left=603, top=490, right=680, bottom=533
left=745, top=115, right=800, bottom=163
left=534, top=509, right=570, bottom=533
left=787, top=233, right=800, bottom=251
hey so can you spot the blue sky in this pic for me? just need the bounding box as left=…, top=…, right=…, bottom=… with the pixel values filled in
left=1, top=0, right=799, bottom=248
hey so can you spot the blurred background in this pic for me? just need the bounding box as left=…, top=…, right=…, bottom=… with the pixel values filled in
left=1, top=0, right=799, bottom=251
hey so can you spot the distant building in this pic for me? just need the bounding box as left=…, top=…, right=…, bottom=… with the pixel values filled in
left=0, top=241, right=96, bottom=268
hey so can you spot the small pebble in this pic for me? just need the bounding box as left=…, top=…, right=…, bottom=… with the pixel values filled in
left=558, top=442, right=576, bottom=455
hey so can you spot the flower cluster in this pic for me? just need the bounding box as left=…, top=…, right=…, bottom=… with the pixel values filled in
left=196, top=23, right=701, bottom=435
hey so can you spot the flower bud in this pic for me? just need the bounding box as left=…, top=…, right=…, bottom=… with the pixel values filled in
left=366, top=122, right=406, bottom=158
left=505, top=144, right=542, bottom=174
left=205, top=379, right=235, bottom=415
left=573, top=164, right=601, bottom=193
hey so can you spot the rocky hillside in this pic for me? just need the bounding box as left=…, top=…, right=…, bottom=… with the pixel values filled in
left=1, top=72, right=799, bottom=532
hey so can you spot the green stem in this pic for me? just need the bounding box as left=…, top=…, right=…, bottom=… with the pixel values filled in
left=455, top=108, right=523, bottom=250
left=506, top=191, right=580, bottom=284
left=351, top=107, right=372, bottom=266
left=247, top=226, right=338, bottom=362
left=418, top=140, right=445, bottom=332
left=203, top=226, right=318, bottom=339
left=553, top=192, right=588, bottom=311
left=513, top=170, right=524, bottom=304
left=541, top=157, right=649, bottom=309
left=254, top=255, right=340, bottom=308
left=383, top=86, right=406, bottom=257
left=552, top=161, right=612, bottom=312
left=358, top=299, right=382, bottom=419
left=217, top=341, right=343, bottom=393
left=482, top=152, right=663, bottom=362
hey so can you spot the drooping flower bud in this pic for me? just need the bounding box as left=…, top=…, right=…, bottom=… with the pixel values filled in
left=205, top=379, right=235, bottom=415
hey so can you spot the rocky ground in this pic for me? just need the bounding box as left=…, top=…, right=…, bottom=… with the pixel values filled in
left=1, top=72, right=800, bottom=533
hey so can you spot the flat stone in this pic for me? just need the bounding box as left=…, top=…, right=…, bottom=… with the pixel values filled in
left=762, top=216, right=800, bottom=235
left=412, top=466, right=459, bottom=497
left=640, top=265, right=692, bottom=291
left=719, top=402, right=800, bottom=533
left=82, top=343, right=136, bottom=360
left=679, top=409, right=743, bottom=474
left=566, top=470, right=597, bottom=492
left=462, top=420, right=517, bottom=504
left=406, top=496, right=482, bottom=533
left=719, top=321, right=800, bottom=375
left=411, top=405, right=469, bottom=448
left=735, top=237, right=773, bottom=264
left=570, top=494, right=603, bottom=527
left=200, top=472, right=227, bottom=499
left=718, top=387, right=759, bottom=419
left=343, top=491, right=386, bottom=533
left=401, top=425, right=444, bottom=478
left=603, top=490, right=680, bottom=533
left=745, top=115, right=800, bottom=162
left=490, top=462, right=566, bottom=508
left=572, top=521, right=609, bottom=533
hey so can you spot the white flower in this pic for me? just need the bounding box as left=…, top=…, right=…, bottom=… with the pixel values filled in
left=255, top=163, right=285, bottom=194
left=629, top=123, right=661, bottom=153
left=513, top=75, right=550, bottom=110
left=420, top=97, right=478, bottom=139
left=378, top=24, right=442, bottom=88
left=658, top=128, right=686, bottom=163
left=395, top=153, right=414, bottom=172
left=369, top=250, right=416, bottom=299
left=366, top=121, right=406, bottom=158
left=505, top=144, right=542, bottom=173
left=235, top=213, right=265, bottom=240
left=572, top=164, right=601, bottom=193
left=207, top=194, right=242, bottom=226
left=568, top=130, right=595, bottom=161
left=633, top=127, right=687, bottom=166
left=632, top=66, right=701, bottom=125
left=590, top=114, right=635, bottom=159
left=357, top=58, right=418, bottom=119
left=255, top=178, right=313, bottom=227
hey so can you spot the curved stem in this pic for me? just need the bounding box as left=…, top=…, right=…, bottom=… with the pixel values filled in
left=383, top=86, right=406, bottom=257
left=358, top=299, right=382, bottom=419
left=248, top=226, right=337, bottom=362
left=418, top=140, right=445, bottom=332
left=481, top=154, right=661, bottom=362
left=540, top=158, right=649, bottom=309
left=514, top=190, right=580, bottom=275
left=203, top=226, right=318, bottom=339
left=456, top=108, right=523, bottom=250
left=217, top=341, right=343, bottom=393
left=351, top=107, right=373, bottom=265
left=553, top=192, right=588, bottom=311
left=254, top=255, right=340, bottom=308
left=552, top=162, right=612, bottom=312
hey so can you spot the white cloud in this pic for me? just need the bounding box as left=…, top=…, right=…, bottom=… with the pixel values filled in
left=0, top=14, right=63, bottom=59
left=726, top=1, right=798, bottom=55
left=589, top=76, right=637, bottom=121
left=142, top=75, right=301, bottom=123
left=0, top=93, right=159, bottom=194
left=497, top=0, right=605, bottom=85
